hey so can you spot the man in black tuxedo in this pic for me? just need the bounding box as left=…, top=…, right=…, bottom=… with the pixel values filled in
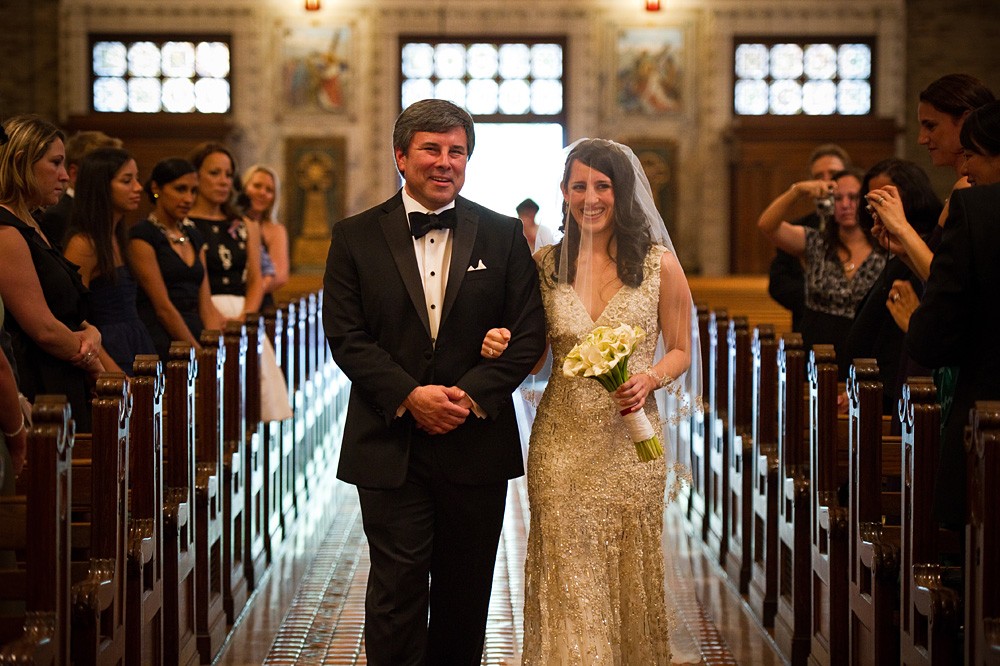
left=907, top=181, right=1000, bottom=528
left=323, top=99, right=546, bottom=665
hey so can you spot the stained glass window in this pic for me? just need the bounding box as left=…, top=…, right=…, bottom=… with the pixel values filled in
left=400, top=38, right=564, bottom=119
left=91, top=36, right=231, bottom=114
left=733, top=39, right=873, bottom=116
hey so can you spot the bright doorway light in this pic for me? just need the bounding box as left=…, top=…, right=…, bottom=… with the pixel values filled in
left=461, top=123, right=566, bottom=241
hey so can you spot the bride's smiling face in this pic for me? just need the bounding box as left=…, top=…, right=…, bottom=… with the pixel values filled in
left=562, top=160, right=615, bottom=237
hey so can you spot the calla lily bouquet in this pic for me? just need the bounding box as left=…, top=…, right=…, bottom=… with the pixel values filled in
left=563, top=323, right=663, bottom=462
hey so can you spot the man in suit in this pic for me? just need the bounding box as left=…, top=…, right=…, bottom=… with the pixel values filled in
left=39, top=130, right=121, bottom=246
left=323, top=99, right=546, bottom=665
left=907, top=181, right=1000, bottom=528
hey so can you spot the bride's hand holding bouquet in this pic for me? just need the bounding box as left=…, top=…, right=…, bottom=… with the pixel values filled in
left=562, top=323, right=664, bottom=462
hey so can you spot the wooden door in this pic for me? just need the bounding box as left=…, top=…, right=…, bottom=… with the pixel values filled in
left=729, top=116, right=899, bottom=274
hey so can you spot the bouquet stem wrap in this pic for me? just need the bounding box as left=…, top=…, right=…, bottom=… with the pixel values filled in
left=563, top=324, right=663, bottom=463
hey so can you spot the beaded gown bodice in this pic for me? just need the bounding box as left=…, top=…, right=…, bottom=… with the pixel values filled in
left=522, top=244, right=672, bottom=664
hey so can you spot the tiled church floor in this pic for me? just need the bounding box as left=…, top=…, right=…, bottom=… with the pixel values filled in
left=218, top=476, right=785, bottom=666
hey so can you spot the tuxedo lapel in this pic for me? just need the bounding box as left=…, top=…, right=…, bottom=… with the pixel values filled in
left=380, top=204, right=432, bottom=337
left=441, top=202, right=477, bottom=327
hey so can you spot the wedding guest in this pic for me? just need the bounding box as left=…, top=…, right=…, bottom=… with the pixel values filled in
left=907, top=181, right=1000, bottom=530
left=1, top=295, right=28, bottom=488
left=242, top=164, right=289, bottom=307
left=39, top=129, right=122, bottom=247
left=188, top=142, right=291, bottom=422
left=870, top=73, right=995, bottom=282
left=766, top=144, right=851, bottom=331
left=63, top=147, right=154, bottom=374
left=841, top=158, right=941, bottom=414
left=129, top=157, right=223, bottom=358
left=758, top=167, right=886, bottom=358
left=0, top=115, right=105, bottom=432
left=516, top=197, right=555, bottom=252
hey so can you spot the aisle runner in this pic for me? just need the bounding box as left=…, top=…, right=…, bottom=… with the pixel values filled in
left=263, top=481, right=732, bottom=665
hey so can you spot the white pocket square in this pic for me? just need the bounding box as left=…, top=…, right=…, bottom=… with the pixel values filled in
left=467, top=259, right=487, bottom=271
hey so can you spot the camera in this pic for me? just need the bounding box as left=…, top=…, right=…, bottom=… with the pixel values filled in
left=814, top=193, right=835, bottom=220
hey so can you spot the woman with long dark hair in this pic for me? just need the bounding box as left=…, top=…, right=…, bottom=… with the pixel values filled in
left=758, top=167, right=886, bottom=357
left=63, top=147, right=154, bottom=374
left=128, top=157, right=224, bottom=359
left=842, top=159, right=942, bottom=413
left=483, top=138, right=701, bottom=662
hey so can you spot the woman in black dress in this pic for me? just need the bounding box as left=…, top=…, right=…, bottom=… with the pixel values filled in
left=0, top=115, right=104, bottom=432
left=188, top=143, right=291, bottom=422
left=187, top=142, right=265, bottom=320
left=63, top=147, right=155, bottom=374
left=128, top=158, right=223, bottom=359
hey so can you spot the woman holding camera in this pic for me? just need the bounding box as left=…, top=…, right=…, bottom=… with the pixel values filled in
left=758, top=167, right=886, bottom=358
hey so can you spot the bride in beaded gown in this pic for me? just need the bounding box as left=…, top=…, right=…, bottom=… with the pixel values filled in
left=485, top=139, right=702, bottom=664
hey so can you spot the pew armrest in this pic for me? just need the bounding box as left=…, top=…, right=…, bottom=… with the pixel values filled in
left=912, top=563, right=961, bottom=619
left=0, top=611, right=57, bottom=663
left=71, top=557, right=116, bottom=612
left=163, top=486, right=190, bottom=530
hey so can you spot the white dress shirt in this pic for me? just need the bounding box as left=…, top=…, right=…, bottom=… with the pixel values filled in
left=399, top=189, right=485, bottom=419
left=402, top=189, right=454, bottom=346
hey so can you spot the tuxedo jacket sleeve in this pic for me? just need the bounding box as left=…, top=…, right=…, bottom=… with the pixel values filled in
left=323, top=192, right=546, bottom=488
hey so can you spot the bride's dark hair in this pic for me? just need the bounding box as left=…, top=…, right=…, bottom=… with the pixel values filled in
left=553, top=139, right=651, bottom=288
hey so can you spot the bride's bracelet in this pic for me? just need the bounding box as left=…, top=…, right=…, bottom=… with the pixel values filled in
left=640, top=366, right=672, bottom=389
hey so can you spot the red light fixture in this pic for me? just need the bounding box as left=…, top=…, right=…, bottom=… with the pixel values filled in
left=646, top=0, right=661, bottom=10
left=305, top=0, right=320, bottom=10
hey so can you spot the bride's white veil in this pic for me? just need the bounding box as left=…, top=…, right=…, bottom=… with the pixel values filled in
left=553, top=138, right=703, bottom=442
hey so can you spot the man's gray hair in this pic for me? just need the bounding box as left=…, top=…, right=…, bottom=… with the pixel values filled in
left=392, top=99, right=476, bottom=158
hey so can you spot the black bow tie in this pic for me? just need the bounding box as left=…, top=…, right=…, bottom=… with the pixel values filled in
left=408, top=208, right=457, bottom=238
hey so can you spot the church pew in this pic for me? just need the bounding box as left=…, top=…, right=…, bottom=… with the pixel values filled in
left=749, top=324, right=780, bottom=627
left=163, top=343, right=200, bottom=666
left=0, top=396, right=73, bottom=666
left=243, top=314, right=268, bottom=590
left=220, top=322, right=249, bottom=625
left=262, top=305, right=285, bottom=553
left=193, top=331, right=227, bottom=662
left=686, top=303, right=710, bottom=540
left=70, top=374, right=129, bottom=666
left=773, top=333, right=811, bottom=666
left=277, top=300, right=298, bottom=528
left=809, top=345, right=849, bottom=666
left=899, top=377, right=961, bottom=666
left=725, top=316, right=753, bottom=593
left=126, top=356, right=165, bottom=666
left=291, top=298, right=308, bottom=515
left=847, top=358, right=902, bottom=665
left=304, top=293, right=323, bottom=491
left=706, top=308, right=731, bottom=566
left=965, top=401, right=1000, bottom=665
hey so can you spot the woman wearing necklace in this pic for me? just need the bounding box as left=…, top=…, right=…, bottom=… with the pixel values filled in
left=758, top=167, right=885, bottom=359
left=63, top=147, right=155, bottom=375
left=129, top=157, right=224, bottom=359
left=0, top=114, right=104, bottom=432
left=188, top=142, right=292, bottom=422
left=187, top=142, right=265, bottom=321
